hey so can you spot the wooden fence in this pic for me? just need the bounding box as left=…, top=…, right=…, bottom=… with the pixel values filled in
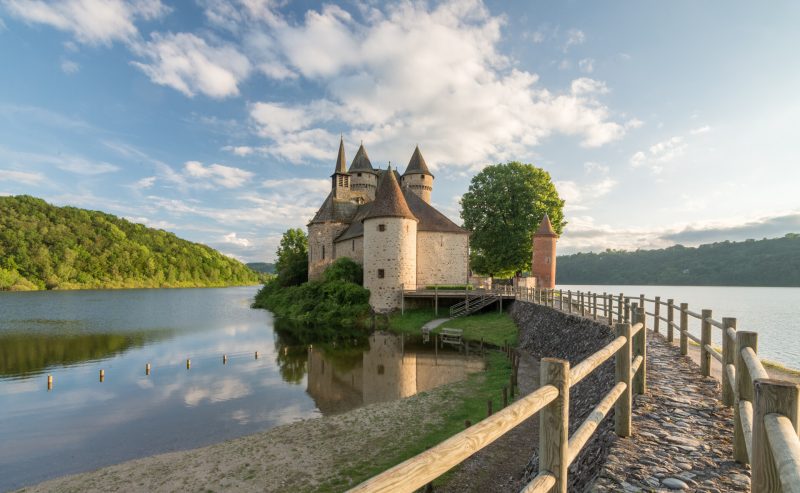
left=349, top=286, right=800, bottom=493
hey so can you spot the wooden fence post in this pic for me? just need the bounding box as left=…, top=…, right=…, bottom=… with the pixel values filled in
left=751, top=378, right=800, bottom=491
left=592, top=293, right=598, bottom=320
left=734, top=331, right=758, bottom=464
left=701, top=309, right=712, bottom=377
left=617, top=293, right=623, bottom=323
left=721, top=317, right=737, bottom=407
left=580, top=292, right=586, bottom=317
left=679, top=303, right=689, bottom=356
left=559, top=289, right=563, bottom=310
left=632, top=305, right=647, bottom=394
left=539, top=358, right=570, bottom=493
left=639, top=294, right=645, bottom=312
left=615, top=323, right=633, bottom=437
left=567, top=291, right=572, bottom=313
left=624, top=298, right=630, bottom=323
left=666, top=299, right=675, bottom=343
left=653, top=296, right=661, bottom=334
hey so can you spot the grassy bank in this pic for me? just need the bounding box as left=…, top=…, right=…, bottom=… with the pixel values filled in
left=389, top=308, right=518, bottom=346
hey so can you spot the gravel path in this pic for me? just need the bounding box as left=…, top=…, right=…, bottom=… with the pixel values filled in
left=589, top=331, right=751, bottom=492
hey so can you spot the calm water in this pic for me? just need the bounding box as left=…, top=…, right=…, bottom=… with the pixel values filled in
left=0, top=287, right=482, bottom=492
left=559, top=285, right=800, bottom=369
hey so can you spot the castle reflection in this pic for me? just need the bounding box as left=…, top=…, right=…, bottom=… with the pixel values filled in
left=306, top=332, right=485, bottom=415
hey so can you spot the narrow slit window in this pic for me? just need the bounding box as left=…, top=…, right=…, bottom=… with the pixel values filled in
left=378, top=269, right=385, bottom=279
left=322, top=245, right=325, bottom=259
left=352, top=239, right=355, bottom=251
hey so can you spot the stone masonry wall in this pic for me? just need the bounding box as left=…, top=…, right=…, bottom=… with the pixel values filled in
left=308, top=222, right=349, bottom=281
left=509, top=302, right=616, bottom=492
left=334, top=236, right=364, bottom=265
left=416, top=232, right=469, bottom=287
left=363, top=217, right=417, bottom=312
left=401, top=174, right=433, bottom=203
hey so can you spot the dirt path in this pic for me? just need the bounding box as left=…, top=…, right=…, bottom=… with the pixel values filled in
left=16, top=377, right=478, bottom=493
left=436, top=352, right=540, bottom=492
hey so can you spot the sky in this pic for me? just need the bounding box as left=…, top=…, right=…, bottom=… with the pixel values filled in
left=1, top=0, right=799, bottom=263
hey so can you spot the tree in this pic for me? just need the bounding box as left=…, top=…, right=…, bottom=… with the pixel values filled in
left=275, top=228, right=309, bottom=286
left=460, top=162, right=565, bottom=277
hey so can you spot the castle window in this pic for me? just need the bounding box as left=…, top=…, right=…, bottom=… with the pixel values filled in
left=352, top=239, right=355, bottom=251
left=322, top=245, right=325, bottom=259
left=378, top=269, right=385, bottom=279
left=357, top=173, right=362, bottom=177
left=378, top=224, right=386, bottom=232
left=377, top=364, right=385, bottom=375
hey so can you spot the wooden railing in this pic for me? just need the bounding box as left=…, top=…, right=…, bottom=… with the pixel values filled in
left=349, top=299, right=647, bottom=493
left=517, top=287, right=800, bottom=493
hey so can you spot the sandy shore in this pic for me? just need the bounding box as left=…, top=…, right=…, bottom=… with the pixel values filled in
left=17, top=377, right=476, bottom=493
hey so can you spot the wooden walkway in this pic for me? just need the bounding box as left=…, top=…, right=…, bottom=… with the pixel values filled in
left=590, top=332, right=750, bottom=492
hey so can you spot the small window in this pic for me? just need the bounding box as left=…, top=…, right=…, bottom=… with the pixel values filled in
left=378, top=224, right=386, bottom=232
left=377, top=364, right=385, bottom=375
left=378, top=269, right=385, bottom=279
left=357, top=173, right=362, bottom=177
left=322, top=245, right=325, bottom=260
left=352, top=239, right=355, bottom=251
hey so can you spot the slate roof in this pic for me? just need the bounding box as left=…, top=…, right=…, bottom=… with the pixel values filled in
left=362, top=167, right=416, bottom=221
left=403, top=145, right=433, bottom=177
left=333, top=137, right=347, bottom=175
left=309, top=192, right=360, bottom=225
left=535, top=213, right=558, bottom=237
left=402, top=190, right=468, bottom=234
left=349, top=143, right=375, bottom=173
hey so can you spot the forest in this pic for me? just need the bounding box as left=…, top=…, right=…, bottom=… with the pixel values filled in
left=0, top=195, right=260, bottom=290
left=557, top=234, right=800, bottom=286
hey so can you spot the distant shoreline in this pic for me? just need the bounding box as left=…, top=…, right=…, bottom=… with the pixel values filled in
left=556, top=283, right=800, bottom=289
left=0, top=282, right=262, bottom=293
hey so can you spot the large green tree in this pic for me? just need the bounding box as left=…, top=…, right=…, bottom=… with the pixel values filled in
left=460, top=162, right=565, bottom=276
left=275, top=228, right=309, bottom=286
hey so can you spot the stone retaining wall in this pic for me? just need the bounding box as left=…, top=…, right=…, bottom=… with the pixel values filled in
left=510, top=301, right=617, bottom=492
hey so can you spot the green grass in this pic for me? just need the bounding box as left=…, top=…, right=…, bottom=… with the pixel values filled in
left=314, top=351, right=514, bottom=492
left=389, top=308, right=518, bottom=347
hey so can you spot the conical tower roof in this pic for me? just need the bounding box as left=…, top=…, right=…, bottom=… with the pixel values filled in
left=402, top=145, right=433, bottom=177
left=333, top=136, right=347, bottom=175
left=363, top=166, right=417, bottom=221
left=534, top=213, right=558, bottom=237
left=349, top=143, right=375, bottom=173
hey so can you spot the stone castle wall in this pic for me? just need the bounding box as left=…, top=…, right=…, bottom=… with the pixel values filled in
left=401, top=174, right=433, bottom=203
left=308, top=222, right=349, bottom=281
left=416, top=232, right=469, bottom=287
left=363, top=217, right=417, bottom=312
left=334, top=236, right=364, bottom=265
left=350, top=172, right=377, bottom=201
left=532, top=236, right=557, bottom=289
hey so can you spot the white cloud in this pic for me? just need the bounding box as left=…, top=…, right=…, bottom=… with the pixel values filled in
left=131, top=32, right=251, bottom=98
left=222, top=145, right=255, bottom=156
left=556, top=177, right=618, bottom=212
left=123, top=215, right=176, bottom=229
left=262, top=177, right=329, bottom=195
left=223, top=232, right=252, bottom=247
left=183, top=161, right=254, bottom=188
left=0, top=169, right=46, bottom=185
left=564, top=28, right=585, bottom=51
left=243, top=2, right=626, bottom=165
left=132, top=176, right=156, bottom=190
left=578, top=58, right=594, bottom=73
left=1, top=0, right=170, bottom=45
left=629, top=136, right=687, bottom=173
left=0, top=146, right=119, bottom=175
left=60, top=59, right=80, bottom=74
left=691, top=125, right=711, bottom=135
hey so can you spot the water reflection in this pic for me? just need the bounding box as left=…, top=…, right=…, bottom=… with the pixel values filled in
left=306, top=332, right=485, bottom=414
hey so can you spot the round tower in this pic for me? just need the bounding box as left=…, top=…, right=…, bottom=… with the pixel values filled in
left=363, top=167, right=418, bottom=312
left=531, top=213, right=558, bottom=289
left=401, top=145, right=434, bottom=204
left=349, top=143, right=378, bottom=201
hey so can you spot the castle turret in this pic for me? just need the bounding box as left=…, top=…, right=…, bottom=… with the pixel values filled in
left=401, top=145, right=434, bottom=204
left=531, top=213, right=558, bottom=289
left=331, top=137, right=351, bottom=199
left=348, top=143, right=378, bottom=201
left=363, top=167, right=418, bottom=312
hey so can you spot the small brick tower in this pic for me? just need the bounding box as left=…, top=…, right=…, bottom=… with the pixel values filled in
left=531, top=213, right=558, bottom=289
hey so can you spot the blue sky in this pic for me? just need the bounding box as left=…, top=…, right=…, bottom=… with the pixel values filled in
left=1, top=0, right=799, bottom=262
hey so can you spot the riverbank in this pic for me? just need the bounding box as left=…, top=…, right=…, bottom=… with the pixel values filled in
left=1, top=281, right=261, bottom=292
left=16, top=349, right=512, bottom=492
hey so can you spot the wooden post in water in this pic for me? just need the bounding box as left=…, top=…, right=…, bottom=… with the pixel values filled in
left=679, top=303, right=689, bottom=356
left=47, top=374, right=53, bottom=391
left=539, top=358, right=570, bottom=493
left=721, top=317, right=737, bottom=407
left=99, top=369, right=105, bottom=382
left=666, top=299, right=675, bottom=343
left=146, top=363, right=151, bottom=375
left=615, top=323, right=633, bottom=437
left=751, top=378, right=800, bottom=491
left=186, top=359, right=191, bottom=369
left=734, top=331, right=758, bottom=464
left=653, top=296, right=661, bottom=334
left=701, top=309, right=712, bottom=377
left=255, top=351, right=259, bottom=359
left=223, top=354, right=228, bottom=365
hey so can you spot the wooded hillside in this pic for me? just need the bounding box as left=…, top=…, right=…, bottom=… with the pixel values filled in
left=557, top=234, right=800, bottom=286
left=0, top=195, right=259, bottom=290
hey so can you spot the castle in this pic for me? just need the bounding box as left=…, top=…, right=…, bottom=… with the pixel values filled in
left=308, top=139, right=470, bottom=312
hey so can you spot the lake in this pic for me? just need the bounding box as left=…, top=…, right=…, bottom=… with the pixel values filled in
left=559, top=284, right=800, bottom=369
left=0, top=287, right=482, bottom=492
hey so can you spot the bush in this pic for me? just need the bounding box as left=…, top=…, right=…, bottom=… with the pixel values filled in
left=323, top=257, right=363, bottom=284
